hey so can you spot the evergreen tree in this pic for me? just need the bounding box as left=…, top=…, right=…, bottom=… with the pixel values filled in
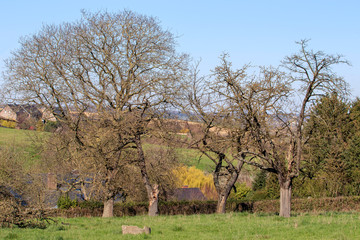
left=341, top=98, right=360, bottom=195
left=302, top=93, right=352, bottom=196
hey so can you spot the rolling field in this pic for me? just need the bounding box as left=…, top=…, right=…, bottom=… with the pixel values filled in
left=0, top=127, right=48, bottom=167
left=0, top=127, right=214, bottom=170
left=1, top=212, right=359, bottom=240
left=0, top=127, right=39, bottom=147
left=175, top=146, right=214, bottom=172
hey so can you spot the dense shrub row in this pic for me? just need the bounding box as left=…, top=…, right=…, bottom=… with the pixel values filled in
left=47, top=196, right=360, bottom=218
left=0, top=120, right=16, bottom=128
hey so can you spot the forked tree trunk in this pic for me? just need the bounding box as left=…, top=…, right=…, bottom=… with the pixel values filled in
left=102, top=197, right=114, bottom=217
left=279, top=180, right=292, bottom=218
left=214, top=160, right=244, bottom=214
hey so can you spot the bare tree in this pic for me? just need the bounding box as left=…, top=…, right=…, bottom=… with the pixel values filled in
left=182, top=63, right=247, bottom=213
left=274, top=40, right=349, bottom=216
left=207, top=41, right=348, bottom=217
left=2, top=10, right=188, bottom=216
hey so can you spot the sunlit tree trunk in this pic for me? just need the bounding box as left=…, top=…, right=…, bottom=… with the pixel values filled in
left=102, top=197, right=114, bottom=217
left=135, top=136, right=159, bottom=216
left=279, top=179, right=292, bottom=218
left=216, top=194, right=228, bottom=214
left=148, top=184, right=160, bottom=216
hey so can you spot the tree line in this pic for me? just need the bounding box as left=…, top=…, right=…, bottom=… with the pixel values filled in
left=0, top=9, right=354, bottom=219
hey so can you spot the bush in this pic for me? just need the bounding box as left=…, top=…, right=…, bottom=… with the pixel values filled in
left=263, top=174, right=280, bottom=199
left=173, top=166, right=217, bottom=200
left=44, top=121, right=59, bottom=132
left=252, top=170, right=267, bottom=191
left=78, top=200, right=103, bottom=210
left=43, top=196, right=360, bottom=218
left=0, top=120, right=16, bottom=128
left=17, top=118, right=37, bottom=130
left=246, top=190, right=269, bottom=201
left=36, top=120, right=44, bottom=131
left=0, top=194, right=21, bottom=227
left=229, top=183, right=251, bottom=201
left=57, top=195, right=78, bottom=209
left=1, top=191, right=52, bottom=228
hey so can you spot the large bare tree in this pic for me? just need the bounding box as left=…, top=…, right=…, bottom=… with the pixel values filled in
left=207, top=41, right=348, bottom=217
left=2, top=10, right=188, bottom=216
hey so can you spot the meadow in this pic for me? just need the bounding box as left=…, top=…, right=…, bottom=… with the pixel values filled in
left=175, top=146, right=214, bottom=172
left=0, top=127, right=49, bottom=168
left=2, top=128, right=359, bottom=240
left=1, top=212, right=359, bottom=240
left=0, top=127, right=215, bottom=170
left=0, top=127, right=40, bottom=148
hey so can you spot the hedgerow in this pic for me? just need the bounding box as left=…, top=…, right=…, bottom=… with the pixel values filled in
left=45, top=196, right=360, bottom=218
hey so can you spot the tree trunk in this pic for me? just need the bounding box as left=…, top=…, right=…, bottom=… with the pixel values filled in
left=279, top=181, right=292, bottom=217
left=102, top=197, right=114, bottom=217
left=214, top=160, right=244, bottom=214
left=148, top=184, right=159, bottom=216
left=134, top=136, right=159, bottom=216
left=216, top=194, right=228, bottom=213
left=214, top=176, right=238, bottom=214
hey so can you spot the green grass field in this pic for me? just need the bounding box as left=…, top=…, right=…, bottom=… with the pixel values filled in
left=0, top=127, right=37, bottom=147
left=0, top=127, right=49, bottom=167
left=1, top=212, right=359, bottom=240
left=0, top=127, right=215, bottom=171
left=141, top=141, right=215, bottom=172
left=175, top=147, right=214, bottom=172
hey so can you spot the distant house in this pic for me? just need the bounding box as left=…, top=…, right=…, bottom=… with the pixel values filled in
left=0, top=104, right=43, bottom=129
left=0, top=104, right=42, bottom=122
left=170, top=187, right=207, bottom=201
left=38, top=107, right=57, bottom=122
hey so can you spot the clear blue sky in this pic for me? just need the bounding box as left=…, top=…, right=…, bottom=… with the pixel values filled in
left=1, top=0, right=359, bottom=97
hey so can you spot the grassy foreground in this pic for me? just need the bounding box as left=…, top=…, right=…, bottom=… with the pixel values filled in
left=1, top=212, right=359, bottom=240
